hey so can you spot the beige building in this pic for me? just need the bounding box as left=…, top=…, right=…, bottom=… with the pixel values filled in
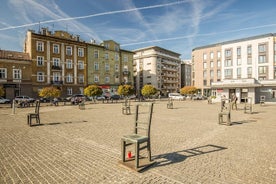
left=87, top=40, right=134, bottom=93
left=133, top=46, right=181, bottom=97
left=0, top=50, right=32, bottom=99
left=24, top=28, right=88, bottom=98
left=192, top=45, right=222, bottom=96
left=192, top=33, right=276, bottom=104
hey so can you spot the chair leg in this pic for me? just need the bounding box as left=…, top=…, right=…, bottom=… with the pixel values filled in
left=135, top=143, right=139, bottom=168
left=147, top=142, right=151, bottom=162
left=121, top=140, right=126, bottom=162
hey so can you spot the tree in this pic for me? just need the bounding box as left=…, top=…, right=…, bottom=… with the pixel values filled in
left=141, top=85, right=157, bottom=98
left=180, top=86, right=198, bottom=95
left=39, top=87, right=61, bottom=99
left=0, top=86, right=4, bottom=97
left=84, top=85, right=102, bottom=99
left=117, top=84, right=134, bottom=98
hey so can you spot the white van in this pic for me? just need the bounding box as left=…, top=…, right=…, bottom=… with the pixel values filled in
left=168, top=93, right=185, bottom=100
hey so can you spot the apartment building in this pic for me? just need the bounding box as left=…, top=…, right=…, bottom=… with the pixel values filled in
left=87, top=40, right=134, bottom=93
left=0, top=50, right=32, bottom=99
left=192, top=33, right=276, bottom=103
left=24, top=28, right=87, bottom=98
left=133, top=46, right=181, bottom=97
left=181, top=60, right=192, bottom=87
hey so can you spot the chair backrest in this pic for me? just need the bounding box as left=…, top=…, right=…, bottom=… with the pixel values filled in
left=245, top=97, right=252, bottom=105
left=122, top=99, right=130, bottom=106
left=221, top=98, right=231, bottom=112
left=34, top=100, right=40, bottom=114
left=134, top=102, right=154, bottom=138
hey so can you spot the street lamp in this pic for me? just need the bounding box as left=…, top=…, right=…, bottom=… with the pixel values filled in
left=12, top=66, right=25, bottom=96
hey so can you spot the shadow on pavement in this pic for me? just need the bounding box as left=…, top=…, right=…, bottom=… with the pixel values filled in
left=151, top=144, right=227, bottom=169
left=30, top=120, right=88, bottom=127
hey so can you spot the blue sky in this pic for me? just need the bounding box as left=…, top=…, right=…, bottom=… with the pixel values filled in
left=1, top=0, right=276, bottom=59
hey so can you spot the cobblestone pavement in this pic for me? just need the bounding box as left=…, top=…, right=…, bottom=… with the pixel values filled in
left=0, top=100, right=275, bottom=184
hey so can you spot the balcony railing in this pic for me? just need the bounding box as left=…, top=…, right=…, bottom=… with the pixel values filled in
left=51, top=80, right=63, bottom=85
left=51, top=65, right=62, bottom=70
left=123, top=71, right=129, bottom=75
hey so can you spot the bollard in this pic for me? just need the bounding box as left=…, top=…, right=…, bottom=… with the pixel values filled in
left=12, top=100, right=15, bottom=115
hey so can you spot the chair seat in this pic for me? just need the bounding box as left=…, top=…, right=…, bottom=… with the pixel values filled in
left=122, top=134, right=148, bottom=143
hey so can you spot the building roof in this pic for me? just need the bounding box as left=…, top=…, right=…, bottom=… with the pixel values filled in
left=133, top=46, right=181, bottom=56
left=192, top=33, right=276, bottom=51
left=0, top=49, right=30, bottom=61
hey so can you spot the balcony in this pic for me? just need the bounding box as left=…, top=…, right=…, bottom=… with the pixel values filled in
left=51, top=80, right=63, bottom=85
left=123, top=71, right=129, bottom=75
left=51, top=65, right=62, bottom=70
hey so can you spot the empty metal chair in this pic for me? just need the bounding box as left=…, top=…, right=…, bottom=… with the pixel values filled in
left=27, top=100, right=40, bottom=126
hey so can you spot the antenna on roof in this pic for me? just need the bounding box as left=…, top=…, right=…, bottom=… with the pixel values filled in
left=38, top=21, right=41, bottom=33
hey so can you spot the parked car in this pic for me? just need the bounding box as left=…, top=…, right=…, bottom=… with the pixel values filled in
left=68, top=94, right=88, bottom=104
left=168, top=93, right=185, bottom=100
left=105, top=94, right=121, bottom=100
left=96, top=95, right=106, bottom=100
left=0, top=97, right=11, bottom=104
left=39, top=97, right=51, bottom=103
left=14, top=96, right=35, bottom=103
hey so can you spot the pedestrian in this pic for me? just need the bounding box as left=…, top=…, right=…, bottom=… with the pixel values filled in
left=231, top=93, right=237, bottom=110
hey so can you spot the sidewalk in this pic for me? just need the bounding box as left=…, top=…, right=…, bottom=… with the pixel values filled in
left=0, top=101, right=275, bottom=183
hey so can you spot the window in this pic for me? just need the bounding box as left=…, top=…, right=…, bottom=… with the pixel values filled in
left=123, top=55, right=128, bottom=62
left=224, top=69, right=232, bottom=78
left=78, top=61, right=84, bottom=69
left=53, top=58, right=60, bottom=66
left=78, top=48, right=84, bottom=57
left=94, top=50, right=99, bottom=58
left=210, top=61, right=214, bottom=68
left=237, top=58, right=242, bottom=65
left=94, top=62, right=99, bottom=71
left=104, top=52, right=109, bottom=59
left=210, top=52, right=214, bottom=60
left=217, top=61, right=221, bottom=68
left=115, top=64, right=119, bottom=72
left=247, top=67, right=252, bottom=78
left=66, top=59, right=73, bottom=69
left=36, top=41, right=44, bottom=52
left=115, top=45, right=119, bottom=51
left=217, top=70, right=221, bottom=79
left=78, top=74, right=84, bottom=83
left=67, top=87, right=73, bottom=95
left=203, top=53, right=207, bottom=60
left=225, top=59, right=232, bottom=67
left=53, top=72, right=61, bottom=82
left=225, top=49, right=232, bottom=57
left=94, top=75, right=99, bottom=82
left=247, top=45, right=252, bottom=54
left=66, top=46, right=72, bottom=55
left=237, top=47, right=241, bottom=56
left=0, top=68, right=7, bottom=79
left=258, top=44, right=266, bottom=52
left=66, top=73, right=73, bottom=83
left=274, top=43, right=276, bottom=51
left=258, top=66, right=267, bottom=74
left=203, top=62, right=207, bottom=69
left=210, top=70, right=214, bottom=78
left=203, top=80, right=207, bottom=86
left=217, top=51, right=221, bottom=58
left=37, top=72, right=44, bottom=82
left=247, top=57, right=252, bottom=65
left=13, top=69, right=21, bottom=79
left=258, top=55, right=267, bottom=63
left=37, top=56, right=44, bottom=66
left=203, top=70, right=207, bottom=79
left=105, top=76, right=110, bottom=83
left=104, top=43, right=109, bottom=49
left=105, top=63, right=110, bottom=71
left=53, top=44, right=59, bottom=54
left=237, top=68, right=241, bottom=78
left=115, top=53, right=119, bottom=61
